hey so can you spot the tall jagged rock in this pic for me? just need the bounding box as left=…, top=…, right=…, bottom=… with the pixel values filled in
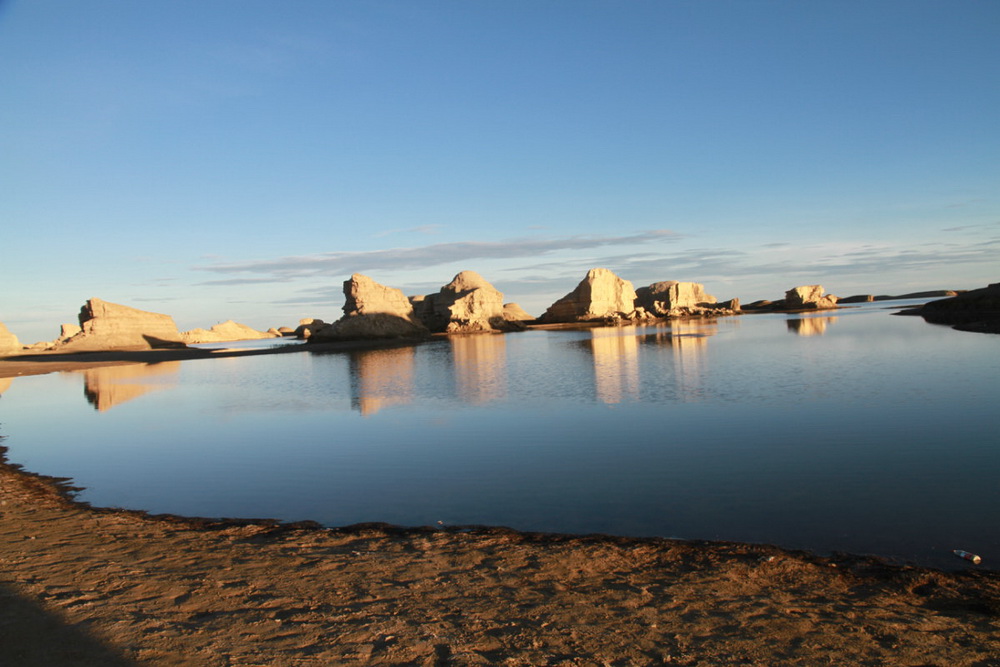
left=311, top=274, right=429, bottom=341
left=539, top=268, right=638, bottom=323
left=182, top=320, right=279, bottom=344
left=415, top=271, right=517, bottom=333
left=785, top=285, right=838, bottom=310
left=55, top=298, right=186, bottom=351
left=0, top=322, right=21, bottom=356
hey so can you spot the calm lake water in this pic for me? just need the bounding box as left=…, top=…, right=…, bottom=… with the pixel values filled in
left=2, top=302, right=997, bottom=570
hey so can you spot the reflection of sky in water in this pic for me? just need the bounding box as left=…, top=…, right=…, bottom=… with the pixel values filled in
left=1, top=305, right=998, bottom=570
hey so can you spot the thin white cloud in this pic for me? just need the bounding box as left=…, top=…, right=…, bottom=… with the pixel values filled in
left=373, top=224, right=445, bottom=238
left=196, top=230, right=682, bottom=278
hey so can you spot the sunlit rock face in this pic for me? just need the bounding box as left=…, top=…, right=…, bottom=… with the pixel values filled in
left=311, top=274, right=429, bottom=341
left=182, top=320, right=278, bottom=344
left=635, top=281, right=741, bottom=317
left=539, top=268, right=639, bottom=323
left=416, top=271, right=519, bottom=333
left=59, top=323, right=82, bottom=341
left=343, top=273, right=418, bottom=319
left=0, top=322, right=20, bottom=355
left=785, top=285, right=838, bottom=310
left=502, top=302, right=534, bottom=323
left=54, top=298, right=186, bottom=351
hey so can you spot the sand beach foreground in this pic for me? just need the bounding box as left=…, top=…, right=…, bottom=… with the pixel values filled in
left=2, top=347, right=1000, bottom=665
left=1, top=458, right=999, bottom=666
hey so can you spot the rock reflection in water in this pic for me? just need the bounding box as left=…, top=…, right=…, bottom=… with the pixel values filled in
left=348, top=347, right=415, bottom=416
left=82, top=362, right=181, bottom=412
left=450, top=334, right=507, bottom=404
left=0, top=377, right=12, bottom=397
left=787, top=317, right=838, bottom=336
left=587, top=327, right=640, bottom=404
left=640, top=321, right=716, bottom=401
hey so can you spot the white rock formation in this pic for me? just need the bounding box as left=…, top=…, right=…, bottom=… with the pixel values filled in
left=182, top=320, right=279, bottom=344
left=412, top=271, right=518, bottom=333
left=55, top=298, right=186, bottom=351
left=635, top=281, right=740, bottom=317
left=539, top=268, right=638, bottom=323
left=311, top=274, right=429, bottom=341
left=0, top=322, right=21, bottom=355
left=785, top=285, right=838, bottom=310
left=502, top=303, right=534, bottom=322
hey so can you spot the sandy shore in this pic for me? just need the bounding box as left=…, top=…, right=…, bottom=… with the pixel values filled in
left=1, top=454, right=999, bottom=666
left=2, top=347, right=1000, bottom=665
left=0, top=340, right=411, bottom=380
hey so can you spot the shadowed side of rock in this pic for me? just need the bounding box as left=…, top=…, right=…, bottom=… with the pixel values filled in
left=900, top=283, right=1000, bottom=333
left=310, top=274, right=430, bottom=342
left=50, top=298, right=187, bottom=352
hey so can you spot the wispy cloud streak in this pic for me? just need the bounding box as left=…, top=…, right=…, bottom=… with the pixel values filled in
left=196, top=230, right=681, bottom=278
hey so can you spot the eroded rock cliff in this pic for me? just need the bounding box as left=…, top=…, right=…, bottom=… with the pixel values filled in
left=54, top=298, right=186, bottom=351
left=310, top=274, right=429, bottom=341
left=539, top=268, right=638, bottom=323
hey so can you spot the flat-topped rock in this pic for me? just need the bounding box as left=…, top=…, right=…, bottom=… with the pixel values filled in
left=0, top=322, right=20, bottom=356
left=310, top=274, right=429, bottom=341
left=839, top=294, right=875, bottom=304
left=540, top=268, right=638, bottom=323
left=343, top=273, right=420, bottom=319
left=182, top=320, right=279, bottom=344
left=54, top=298, right=186, bottom=351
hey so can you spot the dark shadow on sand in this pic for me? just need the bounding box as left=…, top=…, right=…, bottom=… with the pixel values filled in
left=0, top=581, right=136, bottom=666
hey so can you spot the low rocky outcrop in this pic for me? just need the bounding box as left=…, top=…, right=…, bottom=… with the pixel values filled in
left=294, top=319, right=328, bottom=339
left=182, top=321, right=279, bottom=344
left=899, top=283, right=1000, bottom=334
left=539, top=268, right=638, bottom=323
left=415, top=271, right=520, bottom=333
left=54, top=298, right=186, bottom=351
left=785, top=285, right=839, bottom=310
left=310, top=274, right=429, bottom=341
left=634, top=281, right=740, bottom=317
left=0, top=322, right=21, bottom=356
left=839, top=295, right=875, bottom=304
left=876, top=290, right=959, bottom=301
left=503, top=303, right=534, bottom=323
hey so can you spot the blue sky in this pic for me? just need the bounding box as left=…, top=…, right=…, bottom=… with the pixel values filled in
left=2, top=0, right=998, bottom=343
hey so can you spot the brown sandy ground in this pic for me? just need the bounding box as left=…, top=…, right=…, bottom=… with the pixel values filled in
left=2, top=460, right=999, bottom=666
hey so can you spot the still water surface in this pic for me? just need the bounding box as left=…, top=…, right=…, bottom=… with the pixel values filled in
left=2, top=302, right=997, bottom=570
